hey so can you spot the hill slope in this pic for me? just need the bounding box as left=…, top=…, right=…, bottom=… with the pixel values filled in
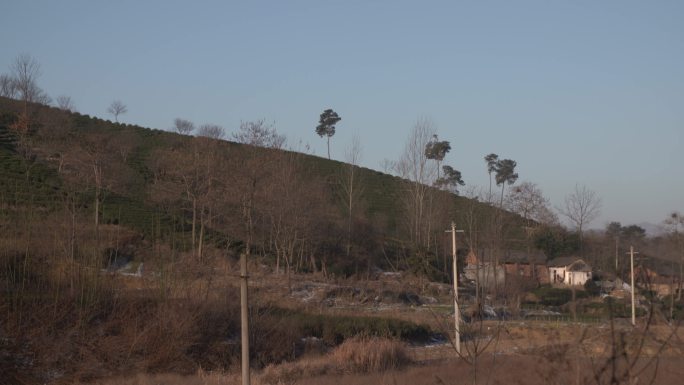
left=0, top=96, right=525, bottom=275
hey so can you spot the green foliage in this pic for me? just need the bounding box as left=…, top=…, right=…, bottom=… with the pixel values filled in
left=588, top=297, right=647, bottom=318
left=660, top=295, right=684, bottom=320
left=315, top=108, right=341, bottom=138
left=0, top=123, right=62, bottom=210
left=584, top=279, right=601, bottom=296
left=534, top=226, right=580, bottom=258
left=435, top=165, right=464, bottom=193
left=494, top=158, right=518, bottom=186
left=532, top=285, right=588, bottom=306
left=270, top=308, right=432, bottom=345
left=424, top=135, right=450, bottom=162
left=316, top=108, right=341, bottom=159
left=0, top=96, right=532, bottom=276
left=484, top=153, right=498, bottom=174
left=606, top=221, right=622, bottom=238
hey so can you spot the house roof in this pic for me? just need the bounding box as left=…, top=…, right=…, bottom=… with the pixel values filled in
left=548, top=257, right=592, bottom=272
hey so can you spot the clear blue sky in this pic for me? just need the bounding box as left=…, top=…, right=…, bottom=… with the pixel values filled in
left=2, top=0, right=682, bottom=229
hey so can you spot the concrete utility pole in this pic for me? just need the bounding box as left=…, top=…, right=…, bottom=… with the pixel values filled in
left=628, top=246, right=639, bottom=326
left=446, top=222, right=464, bottom=355
left=615, top=237, right=619, bottom=273
left=240, top=252, right=251, bottom=385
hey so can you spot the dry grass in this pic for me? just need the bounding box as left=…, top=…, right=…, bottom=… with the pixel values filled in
left=94, top=337, right=411, bottom=385
left=331, top=336, right=410, bottom=373
left=94, top=354, right=684, bottom=385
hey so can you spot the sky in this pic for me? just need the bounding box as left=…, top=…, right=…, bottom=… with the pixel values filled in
left=1, top=0, right=682, bottom=230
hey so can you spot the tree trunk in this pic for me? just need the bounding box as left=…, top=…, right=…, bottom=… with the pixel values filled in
left=239, top=251, right=250, bottom=385
left=197, top=209, right=205, bottom=261
left=191, top=197, right=197, bottom=258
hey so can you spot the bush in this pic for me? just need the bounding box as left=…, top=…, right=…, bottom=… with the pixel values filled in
left=260, top=308, right=431, bottom=346
left=533, top=286, right=588, bottom=306
left=584, top=279, right=601, bottom=296
left=331, top=337, right=411, bottom=373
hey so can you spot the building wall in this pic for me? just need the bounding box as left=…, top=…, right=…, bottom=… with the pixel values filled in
left=549, top=267, right=591, bottom=286
left=503, top=263, right=550, bottom=284
left=569, top=271, right=591, bottom=286
left=536, top=265, right=550, bottom=284
left=549, top=267, right=566, bottom=284
left=464, top=263, right=506, bottom=288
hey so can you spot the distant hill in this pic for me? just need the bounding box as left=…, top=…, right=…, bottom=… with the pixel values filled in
left=637, top=222, right=665, bottom=237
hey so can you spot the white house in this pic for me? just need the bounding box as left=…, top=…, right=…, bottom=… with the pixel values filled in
left=548, top=257, right=592, bottom=286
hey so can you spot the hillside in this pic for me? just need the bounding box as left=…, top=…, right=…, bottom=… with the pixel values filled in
left=3, top=98, right=682, bottom=385
left=0, top=96, right=532, bottom=383
left=0, top=96, right=527, bottom=276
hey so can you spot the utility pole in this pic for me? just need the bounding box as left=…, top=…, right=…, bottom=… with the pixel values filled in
left=446, top=221, right=464, bottom=355
left=628, top=246, right=638, bottom=326
left=615, top=237, right=619, bottom=273
left=240, top=252, right=250, bottom=385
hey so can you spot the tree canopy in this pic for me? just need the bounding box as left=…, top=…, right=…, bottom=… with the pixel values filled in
left=424, top=135, right=451, bottom=162
left=316, top=108, right=341, bottom=159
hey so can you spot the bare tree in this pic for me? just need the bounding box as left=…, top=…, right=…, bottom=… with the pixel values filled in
left=173, top=118, right=195, bottom=135
left=233, top=119, right=285, bottom=149
left=12, top=54, right=50, bottom=106
left=7, top=54, right=50, bottom=146
left=2, top=55, right=45, bottom=166
left=339, top=134, right=364, bottom=257
left=265, top=151, right=318, bottom=281
left=396, top=117, right=438, bottom=251
left=107, top=100, right=127, bottom=122
left=55, top=95, right=75, bottom=112
left=197, top=123, right=225, bottom=140
left=380, top=158, right=395, bottom=175
left=0, top=74, right=17, bottom=98
left=559, top=184, right=601, bottom=256
left=505, top=181, right=557, bottom=226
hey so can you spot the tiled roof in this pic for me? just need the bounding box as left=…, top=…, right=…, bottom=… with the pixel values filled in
left=548, top=257, right=592, bottom=272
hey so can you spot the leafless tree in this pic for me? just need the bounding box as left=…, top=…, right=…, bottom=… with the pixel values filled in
left=173, top=118, right=194, bottom=135
left=232, top=119, right=285, bottom=149
left=265, top=152, right=313, bottom=281
left=7, top=54, right=50, bottom=149
left=338, top=134, right=364, bottom=257
left=109, top=129, right=137, bottom=163
left=505, top=181, right=557, bottom=226
left=55, top=95, right=75, bottom=112
left=559, top=184, right=601, bottom=256
left=107, top=100, right=127, bottom=122
left=11, top=54, right=50, bottom=106
left=158, top=133, right=223, bottom=260
left=380, top=158, right=396, bottom=175
left=0, top=74, right=18, bottom=98
left=197, top=123, right=225, bottom=140
left=396, top=117, right=438, bottom=252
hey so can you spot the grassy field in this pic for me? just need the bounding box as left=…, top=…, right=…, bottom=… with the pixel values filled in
left=92, top=320, right=684, bottom=385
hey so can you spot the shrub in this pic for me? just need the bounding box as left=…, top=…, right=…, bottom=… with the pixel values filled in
left=584, top=279, right=601, bottom=296
left=331, top=337, right=411, bottom=373
left=533, top=286, right=588, bottom=306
